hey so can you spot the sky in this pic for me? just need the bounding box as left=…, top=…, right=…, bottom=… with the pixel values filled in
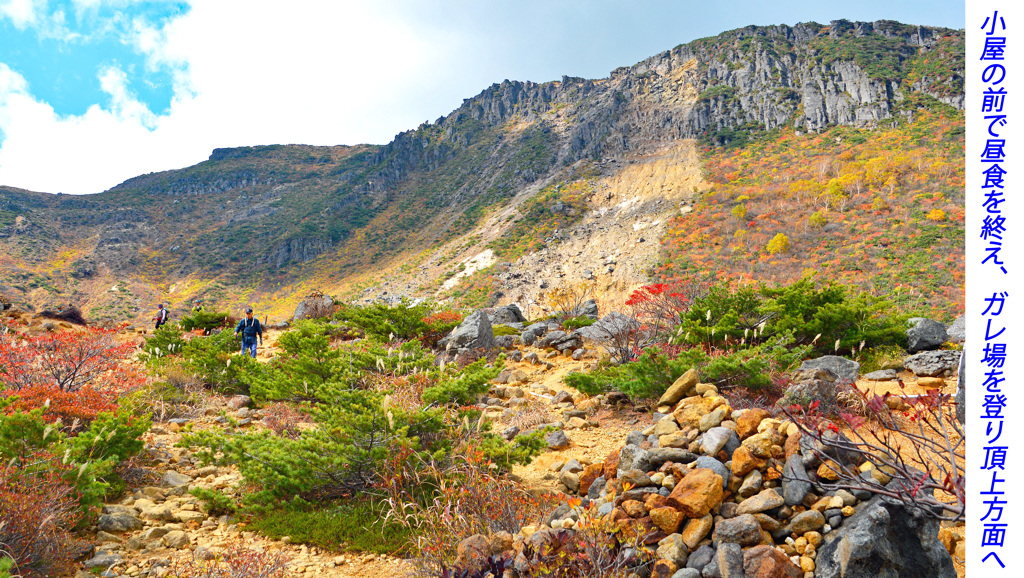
left=0, top=1, right=965, bottom=195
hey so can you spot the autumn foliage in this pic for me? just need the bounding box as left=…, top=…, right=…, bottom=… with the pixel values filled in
left=0, top=327, right=144, bottom=394
left=658, top=105, right=965, bottom=319
left=0, top=460, right=83, bottom=577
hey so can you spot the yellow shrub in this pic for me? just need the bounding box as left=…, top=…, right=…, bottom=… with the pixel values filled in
left=766, top=233, right=791, bottom=254
left=926, top=209, right=946, bottom=222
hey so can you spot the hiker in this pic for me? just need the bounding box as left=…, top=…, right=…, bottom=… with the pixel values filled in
left=154, top=304, right=169, bottom=330
left=193, top=299, right=204, bottom=313
left=235, top=307, right=263, bottom=358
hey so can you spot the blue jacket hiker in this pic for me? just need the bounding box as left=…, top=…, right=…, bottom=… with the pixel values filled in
left=235, top=307, right=263, bottom=358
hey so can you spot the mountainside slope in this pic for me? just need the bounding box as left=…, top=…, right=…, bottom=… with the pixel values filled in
left=0, top=19, right=964, bottom=323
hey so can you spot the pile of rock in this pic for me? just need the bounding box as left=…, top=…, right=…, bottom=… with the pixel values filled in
left=293, top=289, right=335, bottom=321
left=474, top=378, right=958, bottom=578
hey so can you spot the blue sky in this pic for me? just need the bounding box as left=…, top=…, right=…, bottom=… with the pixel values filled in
left=0, top=1, right=965, bottom=194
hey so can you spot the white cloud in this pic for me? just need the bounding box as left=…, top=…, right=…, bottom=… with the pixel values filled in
left=0, top=0, right=43, bottom=29
left=0, top=0, right=464, bottom=194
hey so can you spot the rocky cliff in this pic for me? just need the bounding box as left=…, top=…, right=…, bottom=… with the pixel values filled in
left=0, top=19, right=964, bottom=322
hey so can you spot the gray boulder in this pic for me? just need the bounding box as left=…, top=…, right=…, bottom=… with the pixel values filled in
left=782, top=454, right=812, bottom=506
left=162, top=471, right=193, bottom=488
left=97, top=513, right=143, bottom=534
left=617, top=445, right=652, bottom=475
left=799, top=355, right=860, bottom=383
left=293, top=292, right=334, bottom=320
left=647, top=448, right=698, bottom=467
left=906, top=318, right=949, bottom=352
left=904, top=350, right=962, bottom=377
left=84, top=551, right=123, bottom=569
left=545, top=430, right=570, bottom=450
left=574, top=311, right=638, bottom=341
left=863, top=369, right=897, bottom=381
left=815, top=494, right=956, bottom=578
left=439, top=310, right=494, bottom=351
left=778, top=367, right=838, bottom=410
left=946, top=315, right=965, bottom=344
left=490, top=304, right=527, bottom=325
left=713, top=514, right=764, bottom=546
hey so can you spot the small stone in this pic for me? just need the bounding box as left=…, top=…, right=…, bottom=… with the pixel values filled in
left=714, top=514, right=763, bottom=546
left=656, top=533, right=689, bottom=567
left=841, top=506, right=855, bottom=517
left=681, top=514, right=714, bottom=550
left=650, top=507, right=685, bottom=534
left=163, top=530, right=189, bottom=549
left=546, top=430, right=570, bottom=450
left=787, top=510, right=826, bottom=534
left=917, top=377, right=945, bottom=388
left=736, top=488, right=785, bottom=515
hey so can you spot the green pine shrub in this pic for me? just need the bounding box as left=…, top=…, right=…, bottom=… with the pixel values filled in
left=562, top=316, right=595, bottom=331
left=178, top=310, right=230, bottom=332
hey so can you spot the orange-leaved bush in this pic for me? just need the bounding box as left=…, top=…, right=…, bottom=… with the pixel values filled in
left=0, top=384, right=117, bottom=428
left=0, top=459, right=83, bottom=577
left=0, top=327, right=144, bottom=394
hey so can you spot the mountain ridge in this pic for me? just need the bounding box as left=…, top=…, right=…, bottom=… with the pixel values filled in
left=0, top=19, right=965, bottom=323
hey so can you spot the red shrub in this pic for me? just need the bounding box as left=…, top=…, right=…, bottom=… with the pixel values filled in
left=1, top=384, right=117, bottom=429
left=0, top=327, right=144, bottom=394
left=0, top=458, right=83, bottom=577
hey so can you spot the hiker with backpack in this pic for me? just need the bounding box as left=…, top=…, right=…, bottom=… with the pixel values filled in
left=235, top=307, right=263, bottom=358
left=154, top=304, right=169, bottom=330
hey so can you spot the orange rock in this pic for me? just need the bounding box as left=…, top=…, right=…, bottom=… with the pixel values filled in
left=604, top=446, right=623, bottom=480
left=645, top=493, right=672, bottom=510
left=918, top=377, right=945, bottom=388
left=816, top=460, right=841, bottom=481
left=652, top=559, right=679, bottom=578
left=668, top=468, right=723, bottom=518
left=649, top=506, right=685, bottom=534
left=672, top=396, right=720, bottom=429
left=579, top=463, right=604, bottom=495
left=731, top=446, right=766, bottom=477
left=743, top=544, right=802, bottom=578
left=784, top=430, right=802, bottom=460
left=622, top=500, right=647, bottom=518
left=737, top=408, right=771, bottom=439
left=681, top=514, right=714, bottom=549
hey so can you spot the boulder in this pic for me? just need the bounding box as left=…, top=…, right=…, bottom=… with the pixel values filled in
left=546, top=430, right=570, bottom=450
left=906, top=318, right=948, bottom=352
left=293, top=291, right=334, bottom=321
left=782, top=455, right=812, bottom=506
left=455, top=534, right=492, bottom=572
left=904, top=350, right=962, bottom=377
left=439, top=310, right=494, bottom=351
left=226, top=395, right=252, bottom=409
left=574, top=311, right=638, bottom=342
left=162, top=471, right=193, bottom=488
left=799, top=356, right=859, bottom=383
left=490, top=304, right=526, bottom=325
left=668, top=468, right=723, bottom=517
left=83, top=551, right=123, bottom=569
left=815, top=494, right=956, bottom=578
left=946, top=315, right=965, bottom=344
left=658, top=368, right=698, bottom=407
left=778, top=370, right=838, bottom=410
left=693, top=456, right=730, bottom=489
left=713, top=514, right=763, bottom=546
left=743, top=545, right=802, bottom=578
left=735, top=488, right=785, bottom=515
left=862, top=369, right=897, bottom=381
left=618, top=445, right=652, bottom=475
left=97, top=513, right=143, bottom=534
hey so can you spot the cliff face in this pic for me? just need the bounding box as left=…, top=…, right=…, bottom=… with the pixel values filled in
left=0, top=19, right=964, bottom=320
left=364, top=19, right=962, bottom=191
